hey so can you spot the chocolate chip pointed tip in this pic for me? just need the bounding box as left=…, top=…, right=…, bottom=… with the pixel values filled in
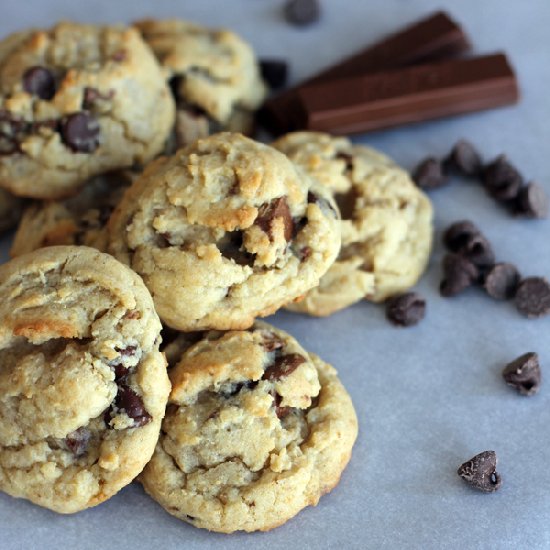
left=483, top=154, right=523, bottom=201
left=457, top=451, right=502, bottom=493
left=444, top=139, right=483, bottom=177
left=502, top=352, right=541, bottom=396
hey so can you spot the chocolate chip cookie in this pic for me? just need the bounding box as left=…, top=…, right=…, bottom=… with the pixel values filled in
left=108, top=132, right=341, bottom=331
left=274, top=132, right=433, bottom=316
left=140, top=321, right=358, bottom=533
left=0, top=22, right=175, bottom=199
left=11, top=170, right=136, bottom=257
left=134, top=19, right=266, bottom=150
left=0, top=246, right=170, bottom=513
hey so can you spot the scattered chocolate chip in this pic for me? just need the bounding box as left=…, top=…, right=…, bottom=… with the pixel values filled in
left=385, top=292, right=426, bottom=327
left=260, top=59, right=288, bottom=89
left=457, top=451, right=502, bottom=493
left=502, top=352, right=541, bottom=396
left=515, top=182, right=549, bottom=219
left=440, top=253, right=479, bottom=297
left=413, top=157, right=446, bottom=190
left=22, top=66, right=56, bottom=100
left=284, top=0, right=321, bottom=27
left=65, top=427, right=91, bottom=457
left=443, top=221, right=495, bottom=267
left=60, top=112, right=100, bottom=153
left=445, top=140, right=483, bottom=177
left=443, top=220, right=481, bottom=253
left=115, top=385, right=151, bottom=427
left=186, top=515, right=196, bottom=522
left=483, top=155, right=523, bottom=201
left=264, top=353, right=306, bottom=381
left=483, top=263, right=520, bottom=300
left=515, top=277, right=550, bottom=318
left=255, top=197, right=294, bottom=241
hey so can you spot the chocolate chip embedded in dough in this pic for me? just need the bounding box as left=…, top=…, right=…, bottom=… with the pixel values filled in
left=115, top=385, right=152, bottom=427
left=65, top=427, right=91, bottom=457
left=22, top=66, right=56, bottom=100
left=60, top=112, right=100, bottom=153
left=255, top=197, right=294, bottom=241
left=263, top=353, right=306, bottom=381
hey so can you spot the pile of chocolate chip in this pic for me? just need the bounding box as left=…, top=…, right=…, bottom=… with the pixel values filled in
left=414, top=140, right=549, bottom=219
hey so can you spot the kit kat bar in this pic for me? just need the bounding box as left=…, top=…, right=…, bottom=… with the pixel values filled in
left=261, top=11, right=470, bottom=134
left=296, top=53, right=519, bottom=135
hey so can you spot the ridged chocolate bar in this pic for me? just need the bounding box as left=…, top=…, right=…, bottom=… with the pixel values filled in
left=295, top=53, right=519, bottom=134
left=261, top=11, right=471, bottom=134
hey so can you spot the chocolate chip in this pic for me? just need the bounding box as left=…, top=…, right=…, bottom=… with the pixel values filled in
left=440, top=254, right=479, bottom=297
left=445, top=140, right=483, bottom=177
left=65, top=427, right=91, bottom=457
left=264, top=353, right=306, bottom=381
left=115, top=385, right=151, bottom=427
left=112, top=50, right=127, bottom=62
left=22, top=66, right=56, bottom=100
left=336, top=152, right=354, bottom=170
left=413, top=157, right=446, bottom=190
left=255, top=197, right=294, bottom=241
left=334, top=188, right=357, bottom=220
left=443, top=221, right=494, bottom=267
left=271, top=392, right=291, bottom=419
left=515, top=277, right=550, bottom=319
left=483, top=263, right=520, bottom=300
left=443, top=220, right=481, bottom=253
left=307, top=191, right=338, bottom=217
left=284, top=0, right=321, bottom=27
left=220, top=380, right=258, bottom=398
left=385, top=292, right=426, bottom=327
left=259, top=59, right=288, bottom=89
left=502, top=352, right=541, bottom=396
left=483, top=155, right=523, bottom=201
left=457, top=451, right=502, bottom=493
left=219, top=231, right=255, bottom=267
left=261, top=331, right=285, bottom=352
left=123, top=310, right=141, bottom=320
left=60, top=112, right=100, bottom=153
left=515, top=182, right=549, bottom=219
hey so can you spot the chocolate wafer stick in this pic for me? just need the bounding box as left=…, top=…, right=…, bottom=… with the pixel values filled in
left=261, top=11, right=471, bottom=134
left=296, top=53, right=519, bottom=134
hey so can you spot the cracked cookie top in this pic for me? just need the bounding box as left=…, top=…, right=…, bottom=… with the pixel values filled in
left=11, top=170, right=136, bottom=258
left=140, top=321, right=358, bottom=533
left=273, top=132, right=433, bottom=315
left=107, top=132, right=341, bottom=331
left=134, top=19, right=266, bottom=150
left=0, top=22, right=175, bottom=198
left=0, top=246, right=170, bottom=513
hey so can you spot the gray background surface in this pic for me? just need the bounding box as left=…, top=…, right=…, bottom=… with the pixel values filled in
left=1, top=1, right=549, bottom=548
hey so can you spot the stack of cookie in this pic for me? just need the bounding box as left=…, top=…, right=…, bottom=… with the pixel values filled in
left=0, top=17, right=432, bottom=533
